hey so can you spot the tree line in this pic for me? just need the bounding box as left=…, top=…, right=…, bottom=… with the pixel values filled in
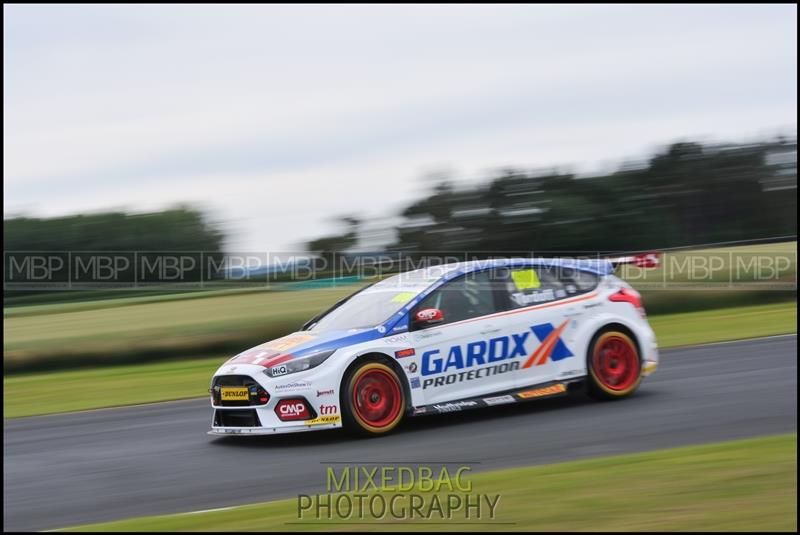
left=309, top=137, right=797, bottom=256
left=4, top=205, right=224, bottom=252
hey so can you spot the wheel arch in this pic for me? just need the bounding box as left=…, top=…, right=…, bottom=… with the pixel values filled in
left=589, top=322, right=642, bottom=362
left=585, top=321, right=644, bottom=399
left=339, top=352, right=413, bottom=416
left=570, top=312, right=645, bottom=368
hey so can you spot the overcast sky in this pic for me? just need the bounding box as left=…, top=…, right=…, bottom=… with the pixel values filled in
left=4, top=4, right=797, bottom=251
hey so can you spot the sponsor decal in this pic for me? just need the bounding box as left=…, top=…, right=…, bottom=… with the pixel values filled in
left=482, top=395, right=515, bottom=406
left=423, top=361, right=520, bottom=390
left=270, top=364, right=289, bottom=377
left=412, top=406, right=428, bottom=415
left=395, top=348, right=416, bottom=359
left=275, top=399, right=311, bottom=421
left=316, top=389, right=334, bottom=397
left=416, top=308, right=441, bottom=321
left=220, top=387, right=249, bottom=401
left=274, top=380, right=312, bottom=392
left=517, top=383, right=567, bottom=399
left=392, top=324, right=409, bottom=333
left=432, top=401, right=479, bottom=413
left=511, top=289, right=555, bottom=306
left=410, top=377, right=421, bottom=389
left=416, top=330, right=442, bottom=339
left=387, top=334, right=409, bottom=343
left=559, top=369, right=583, bottom=378
left=421, top=321, right=572, bottom=378
left=225, top=366, right=238, bottom=373
left=319, top=404, right=338, bottom=415
left=522, top=321, right=572, bottom=368
left=306, top=414, right=341, bottom=425
left=405, top=362, right=418, bottom=373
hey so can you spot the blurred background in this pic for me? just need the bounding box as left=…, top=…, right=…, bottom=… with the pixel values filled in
left=3, top=3, right=797, bottom=397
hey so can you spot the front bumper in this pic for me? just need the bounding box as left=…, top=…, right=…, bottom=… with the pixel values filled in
left=209, top=420, right=341, bottom=435
left=209, top=363, right=343, bottom=435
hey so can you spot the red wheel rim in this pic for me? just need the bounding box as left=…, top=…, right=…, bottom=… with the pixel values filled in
left=593, top=335, right=639, bottom=391
left=352, top=369, right=402, bottom=428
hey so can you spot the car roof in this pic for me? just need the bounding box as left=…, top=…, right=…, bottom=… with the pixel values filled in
left=416, top=257, right=614, bottom=279
left=365, top=257, right=612, bottom=296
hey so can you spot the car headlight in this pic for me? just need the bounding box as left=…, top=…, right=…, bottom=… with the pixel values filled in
left=263, top=349, right=336, bottom=378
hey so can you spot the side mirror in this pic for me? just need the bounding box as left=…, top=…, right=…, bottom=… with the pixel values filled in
left=413, top=308, right=444, bottom=328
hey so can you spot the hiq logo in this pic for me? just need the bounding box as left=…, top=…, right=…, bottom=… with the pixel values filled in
left=421, top=321, right=572, bottom=376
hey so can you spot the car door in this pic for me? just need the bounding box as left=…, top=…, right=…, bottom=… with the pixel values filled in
left=501, top=264, right=583, bottom=388
left=409, top=269, right=514, bottom=405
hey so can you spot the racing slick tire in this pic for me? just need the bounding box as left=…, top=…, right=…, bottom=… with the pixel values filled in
left=586, top=327, right=642, bottom=400
left=342, top=360, right=406, bottom=436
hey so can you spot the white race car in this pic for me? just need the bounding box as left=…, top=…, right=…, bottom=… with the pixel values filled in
left=209, top=256, right=659, bottom=436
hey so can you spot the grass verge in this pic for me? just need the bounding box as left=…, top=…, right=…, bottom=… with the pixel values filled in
left=3, top=285, right=361, bottom=372
left=648, top=301, right=797, bottom=347
left=58, top=433, right=797, bottom=531
left=2, top=357, right=222, bottom=419
left=4, top=301, right=796, bottom=419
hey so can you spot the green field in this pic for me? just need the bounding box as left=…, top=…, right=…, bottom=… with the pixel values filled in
left=59, top=433, right=797, bottom=532
left=3, top=241, right=795, bottom=373
left=2, top=357, right=222, bottom=418
left=4, top=301, right=796, bottom=419
left=3, top=285, right=361, bottom=372
left=616, top=241, right=797, bottom=288
left=648, top=302, right=797, bottom=347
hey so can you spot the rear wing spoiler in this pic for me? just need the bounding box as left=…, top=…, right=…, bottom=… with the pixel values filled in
left=607, top=252, right=661, bottom=269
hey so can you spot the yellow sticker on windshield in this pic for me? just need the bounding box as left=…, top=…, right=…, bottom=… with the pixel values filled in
left=391, top=291, right=417, bottom=303
left=511, top=269, right=540, bottom=290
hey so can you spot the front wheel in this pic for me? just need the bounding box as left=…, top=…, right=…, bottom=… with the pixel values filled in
left=342, top=361, right=406, bottom=436
left=587, top=329, right=642, bottom=400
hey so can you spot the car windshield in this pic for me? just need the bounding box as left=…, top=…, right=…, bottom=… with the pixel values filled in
left=307, top=270, right=439, bottom=332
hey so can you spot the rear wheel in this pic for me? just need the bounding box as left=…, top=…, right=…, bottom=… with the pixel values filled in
left=587, top=329, right=642, bottom=399
left=342, top=361, right=405, bottom=436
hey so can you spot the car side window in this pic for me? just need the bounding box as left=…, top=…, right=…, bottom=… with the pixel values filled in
left=558, top=267, right=600, bottom=296
left=412, top=270, right=502, bottom=328
left=505, top=266, right=567, bottom=308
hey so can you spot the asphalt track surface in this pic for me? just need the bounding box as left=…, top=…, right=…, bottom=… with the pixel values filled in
left=4, top=335, right=797, bottom=531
